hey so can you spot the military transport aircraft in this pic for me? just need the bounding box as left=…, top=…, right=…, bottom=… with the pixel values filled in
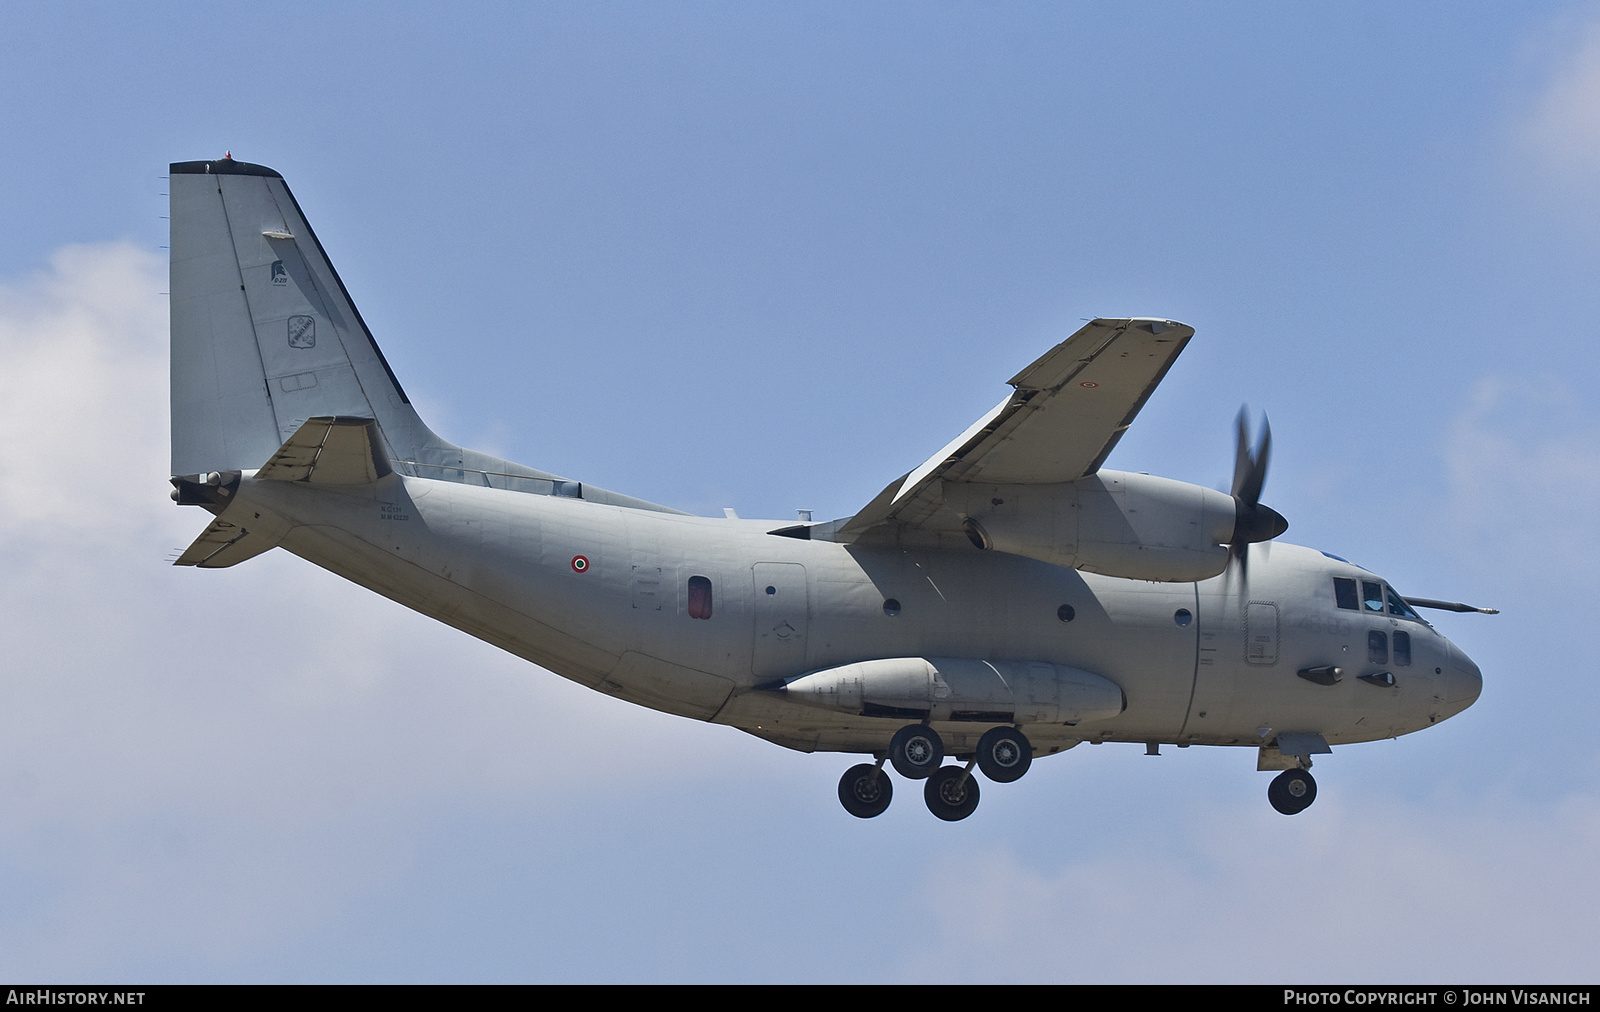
left=167, top=156, right=1488, bottom=822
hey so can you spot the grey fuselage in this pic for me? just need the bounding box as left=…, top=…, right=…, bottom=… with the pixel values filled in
left=225, top=465, right=1483, bottom=760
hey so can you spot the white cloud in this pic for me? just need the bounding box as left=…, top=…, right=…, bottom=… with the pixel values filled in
left=1518, top=15, right=1600, bottom=180
left=903, top=793, right=1600, bottom=983
left=1443, top=374, right=1600, bottom=588
left=0, top=243, right=174, bottom=544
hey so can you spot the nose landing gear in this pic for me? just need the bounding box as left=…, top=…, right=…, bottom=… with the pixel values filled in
left=1268, top=768, right=1317, bottom=815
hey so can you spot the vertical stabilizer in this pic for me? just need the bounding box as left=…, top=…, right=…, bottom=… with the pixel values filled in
left=169, top=158, right=432, bottom=475
left=168, top=158, right=685, bottom=514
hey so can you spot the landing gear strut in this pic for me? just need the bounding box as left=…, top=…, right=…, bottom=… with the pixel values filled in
left=1268, top=768, right=1317, bottom=815
left=838, top=762, right=894, bottom=819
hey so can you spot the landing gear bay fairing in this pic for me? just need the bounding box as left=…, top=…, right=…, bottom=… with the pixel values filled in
left=168, top=158, right=1488, bottom=821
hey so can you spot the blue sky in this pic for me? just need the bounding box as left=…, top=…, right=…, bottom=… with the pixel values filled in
left=2, top=1, right=1599, bottom=982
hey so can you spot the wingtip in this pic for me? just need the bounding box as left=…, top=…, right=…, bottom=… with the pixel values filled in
left=1102, top=318, right=1195, bottom=338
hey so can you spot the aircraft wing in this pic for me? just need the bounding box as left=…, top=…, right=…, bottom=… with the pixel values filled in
left=837, top=318, right=1193, bottom=539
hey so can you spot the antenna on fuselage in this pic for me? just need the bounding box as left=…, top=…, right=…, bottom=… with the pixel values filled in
left=1403, top=597, right=1500, bottom=615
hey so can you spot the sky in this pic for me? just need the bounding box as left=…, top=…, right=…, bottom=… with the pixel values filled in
left=2, top=1, right=1599, bottom=983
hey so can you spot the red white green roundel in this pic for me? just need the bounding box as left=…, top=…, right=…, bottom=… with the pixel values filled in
left=571, top=555, right=589, bottom=573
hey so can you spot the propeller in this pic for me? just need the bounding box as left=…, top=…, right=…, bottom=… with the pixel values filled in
left=1226, top=408, right=1289, bottom=584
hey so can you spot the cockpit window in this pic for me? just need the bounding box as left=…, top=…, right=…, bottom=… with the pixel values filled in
left=1361, top=581, right=1385, bottom=613
left=1333, top=577, right=1359, bottom=611
left=1368, top=630, right=1388, bottom=664
left=1385, top=586, right=1423, bottom=621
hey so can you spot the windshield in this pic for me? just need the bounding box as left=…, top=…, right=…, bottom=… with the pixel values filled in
left=1385, top=585, right=1426, bottom=623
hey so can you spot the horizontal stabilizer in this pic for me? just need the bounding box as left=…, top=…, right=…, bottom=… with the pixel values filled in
left=256, top=416, right=391, bottom=484
left=174, top=512, right=290, bottom=568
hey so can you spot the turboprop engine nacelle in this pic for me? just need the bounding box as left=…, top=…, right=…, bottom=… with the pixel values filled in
left=778, top=657, right=1125, bottom=725
left=947, top=469, right=1238, bottom=582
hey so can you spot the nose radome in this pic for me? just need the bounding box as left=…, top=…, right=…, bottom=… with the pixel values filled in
left=1443, top=642, right=1483, bottom=710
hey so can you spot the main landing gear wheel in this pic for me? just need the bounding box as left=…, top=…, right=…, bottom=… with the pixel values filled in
left=1268, top=768, right=1317, bottom=815
left=976, top=726, right=1032, bottom=783
left=889, top=724, right=944, bottom=779
left=838, top=763, right=893, bottom=819
left=924, top=765, right=981, bottom=821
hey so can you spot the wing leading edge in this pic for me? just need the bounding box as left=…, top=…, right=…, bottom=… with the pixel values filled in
left=836, top=318, right=1194, bottom=541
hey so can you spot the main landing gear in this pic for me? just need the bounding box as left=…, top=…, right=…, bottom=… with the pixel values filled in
left=924, top=764, right=980, bottom=821
left=838, top=762, right=893, bottom=818
left=975, top=725, right=1031, bottom=783
left=888, top=723, right=943, bottom=779
left=1268, top=768, right=1317, bottom=815
left=838, top=722, right=1033, bottom=821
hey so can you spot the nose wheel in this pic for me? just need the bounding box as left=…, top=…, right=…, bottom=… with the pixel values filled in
left=1268, top=768, right=1317, bottom=815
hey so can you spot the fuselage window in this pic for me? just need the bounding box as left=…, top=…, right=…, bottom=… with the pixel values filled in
left=1334, top=577, right=1359, bottom=611
left=1393, top=630, right=1411, bottom=667
left=687, top=576, right=714, bottom=620
left=1368, top=630, right=1388, bottom=664
left=1362, top=581, right=1385, bottom=613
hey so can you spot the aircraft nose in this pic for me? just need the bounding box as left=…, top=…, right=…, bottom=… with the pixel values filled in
left=1442, top=641, right=1483, bottom=712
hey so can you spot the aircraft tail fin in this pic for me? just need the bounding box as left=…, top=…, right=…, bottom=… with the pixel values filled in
left=169, top=157, right=686, bottom=514
left=168, top=158, right=436, bottom=477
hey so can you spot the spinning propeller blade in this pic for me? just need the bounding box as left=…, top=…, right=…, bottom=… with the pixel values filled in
left=1225, top=408, right=1289, bottom=589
